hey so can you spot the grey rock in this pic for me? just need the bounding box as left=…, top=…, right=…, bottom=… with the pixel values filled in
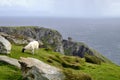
left=0, top=56, right=20, bottom=68
left=0, top=32, right=29, bottom=45
left=62, top=39, right=110, bottom=63
left=0, top=27, right=64, bottom=54
left=0, top=32, right=43, bottom=46
left=19, top=57, right=65, bottom=80
left=0, top=35, right=11, bottom=54
left=62, top=39, right=93, bottom=57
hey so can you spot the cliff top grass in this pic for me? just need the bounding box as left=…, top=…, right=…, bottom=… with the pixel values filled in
left=0, top=44, right=120, bottom=80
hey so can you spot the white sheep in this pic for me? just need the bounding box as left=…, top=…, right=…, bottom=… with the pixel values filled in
left=22, top=40, right=39, bottom=54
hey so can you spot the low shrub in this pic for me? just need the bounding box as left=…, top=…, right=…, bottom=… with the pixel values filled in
left=48, top=55, right=84, bottom=70
left=64, top=69, right=92, bottom=80
left=85, top=54, right=101, bottom=65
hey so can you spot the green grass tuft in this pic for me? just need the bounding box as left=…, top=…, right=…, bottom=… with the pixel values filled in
left=64, top=69, right=92, bottom=80
left=0, top=62, right=22, bottom=80
left=85, top=54, right=102, bottom=65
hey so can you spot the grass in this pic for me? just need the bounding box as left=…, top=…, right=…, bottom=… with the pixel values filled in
left=63, top=69, right=92, bottom=80
left=9, top=44, right=85, bottom=70
left=0, top=62, right=22, bottom=80
left=0, top=44, right=120, bottom=80
left=85, top=54, right=102, bottom=64
left=83, top=63, right=120, bottom=80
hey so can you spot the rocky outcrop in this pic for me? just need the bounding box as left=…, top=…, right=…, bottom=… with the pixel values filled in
left=63, top=39, right=93, bottom=57
left=0, top=35, right=11, bottom=54
left=62, top=39, right=109, bottom=63
left=0, top=32, right=43, bottom=46
left=0, top=56, right=20, bottom=68
left=19, top=57, right=65, bottom=80
left=0, top=27, right=64, bottom=54
left=0, top=32, right=28, bottom=45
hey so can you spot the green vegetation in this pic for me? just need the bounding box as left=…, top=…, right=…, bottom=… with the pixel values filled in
left=83, top=63, right=120, bottom=80
left=85, top=54, right=102, bottom=64
left=90, top=48, right=112, bottom=63
left=0, top=44, right=120, bottom=80
left=0, top=62, right=22, bottom=80
left=64, top=69, right=92, bottom=80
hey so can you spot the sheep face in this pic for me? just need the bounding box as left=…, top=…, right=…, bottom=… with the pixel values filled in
left=22, top=48, right=25, bottom=53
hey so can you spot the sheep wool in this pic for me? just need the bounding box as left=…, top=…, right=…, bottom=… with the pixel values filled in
left=22, top=41, right=39, bottom=54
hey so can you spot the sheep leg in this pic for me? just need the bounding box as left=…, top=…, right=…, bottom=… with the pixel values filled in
left=32, top=49, right=34, bottom=55
left=35, top=48, right=39, bottom=54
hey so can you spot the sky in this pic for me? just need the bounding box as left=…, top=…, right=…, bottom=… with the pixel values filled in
left=0, top=0, right=120, bottom=18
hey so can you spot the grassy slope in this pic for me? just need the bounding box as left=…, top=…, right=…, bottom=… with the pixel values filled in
left=0, top=62, right=22, bottom=80
left=0, top=44, right=120, bottom=80
left=83, top=63, right=120, bottom=80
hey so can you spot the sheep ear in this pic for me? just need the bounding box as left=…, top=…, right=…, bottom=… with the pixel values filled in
left=22, top=48, right=25, bottom=53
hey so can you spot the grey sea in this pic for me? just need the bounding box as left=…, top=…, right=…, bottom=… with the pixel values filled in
left=0, top=17, right=120, bottom=65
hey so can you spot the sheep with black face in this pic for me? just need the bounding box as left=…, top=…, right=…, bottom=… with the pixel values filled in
left=22, top=41, right=39, bottom=54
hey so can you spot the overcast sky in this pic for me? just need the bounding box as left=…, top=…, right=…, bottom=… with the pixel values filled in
left=0, top=0, right=120, bottom=18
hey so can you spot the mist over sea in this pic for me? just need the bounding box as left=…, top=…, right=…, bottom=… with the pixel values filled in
left=0, top=17, right=120, bottom=65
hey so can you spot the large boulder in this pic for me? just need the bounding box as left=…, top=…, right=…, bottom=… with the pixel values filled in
left=19, top=57, right=65, bottom=80
left=0, top=35, right=11, bottom=54
left=0, top=56, right=20, bottom=68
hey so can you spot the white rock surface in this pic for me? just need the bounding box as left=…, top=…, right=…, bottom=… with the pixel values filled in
left=0, top=35, right=11, bottom=54
left=0, top=56, right=20, bottom=68
left=19, top=57, right=65, bottom=80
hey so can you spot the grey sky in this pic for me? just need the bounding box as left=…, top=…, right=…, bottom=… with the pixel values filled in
left=0, top=0, right=120, bottom=18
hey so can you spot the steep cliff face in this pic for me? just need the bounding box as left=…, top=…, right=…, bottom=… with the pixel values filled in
left=0, top=27, right=64, bottom=54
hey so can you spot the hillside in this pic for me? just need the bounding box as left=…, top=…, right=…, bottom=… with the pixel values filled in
left=0, top=26, right=120, bottom=80
left=0, top=44, right=120, bottom=80
left=0, top=26, right=111, bottom=63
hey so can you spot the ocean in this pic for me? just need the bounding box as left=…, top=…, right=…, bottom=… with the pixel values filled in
left=0, top=17, right=120, bottom=65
